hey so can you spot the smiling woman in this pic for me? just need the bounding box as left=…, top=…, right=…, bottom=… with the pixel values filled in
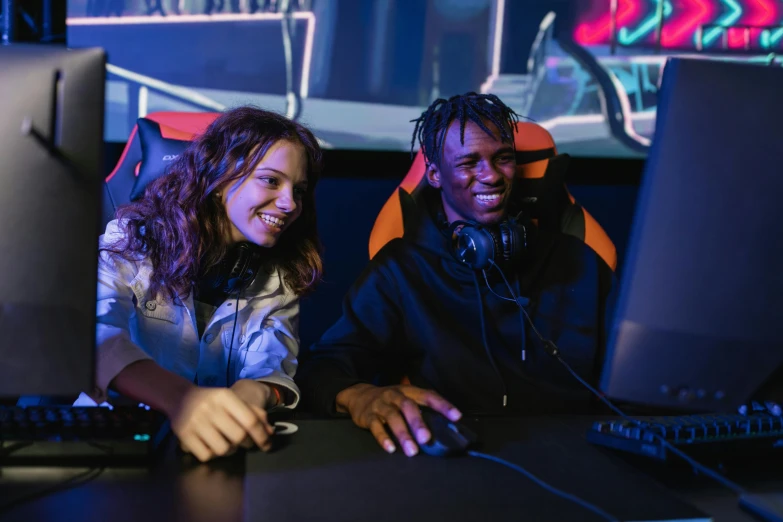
left=87, top=106, right=323, bottom=462
left=223, top=139, right=310, bottom=247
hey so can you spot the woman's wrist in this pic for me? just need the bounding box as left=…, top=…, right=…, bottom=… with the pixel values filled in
left=110, top=360, right=196, bottom=418
left=230, top=379, right=281, bottom=409
left=266, top=383, right=283, bottom=408
left=159, top=379, right=197, bottom=418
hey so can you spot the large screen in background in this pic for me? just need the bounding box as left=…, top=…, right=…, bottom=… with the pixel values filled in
left=67, top=0, right=783, bottom=158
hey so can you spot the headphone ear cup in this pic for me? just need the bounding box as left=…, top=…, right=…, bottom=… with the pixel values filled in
left=453, top=225, right=496, bottom=270
left=498, top=220, right=529, bottom=266
left=499, top=222, right=517, bottom=264
left=224, top=243, right=262, bottom=294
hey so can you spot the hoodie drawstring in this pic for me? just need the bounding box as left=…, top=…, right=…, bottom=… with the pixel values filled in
left=481, top=267, right=528, bottom=365
left=472, top=273, right=508, bottom=408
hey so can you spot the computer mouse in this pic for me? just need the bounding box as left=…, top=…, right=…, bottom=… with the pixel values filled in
left=418, top=406, right=477, bottom=457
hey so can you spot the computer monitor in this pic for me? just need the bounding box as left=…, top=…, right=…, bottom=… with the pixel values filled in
left=0, top=44, right=105, bottom=397
left=600, top=57, right=783, bottom=413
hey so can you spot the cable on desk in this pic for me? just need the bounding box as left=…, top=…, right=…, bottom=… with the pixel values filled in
left=0, top=466, right=106, bottom=515
left=467, top=450, right=621, bottom=521
left=0, top=434, right=116, bottom=514
left=551, top=353, right=746, bottom=495
left=0, top=441, right=34, bottom=459
left=1, top=439, right=116, bottom=462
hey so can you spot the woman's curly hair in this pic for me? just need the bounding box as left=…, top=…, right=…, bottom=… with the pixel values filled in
left=102, top=106, right=324, bottom=300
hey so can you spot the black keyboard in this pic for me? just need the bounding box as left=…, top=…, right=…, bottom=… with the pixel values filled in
left=0, top=405, right=170, bottom=465
left=587, top=412, right=783, bottom=461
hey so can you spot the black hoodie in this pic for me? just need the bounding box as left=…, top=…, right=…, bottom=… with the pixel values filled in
left=297, top=187, right=616, bottom=416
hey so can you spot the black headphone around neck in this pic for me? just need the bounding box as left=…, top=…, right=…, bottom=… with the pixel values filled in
left=448, top=214, right=530, bottom=271
left=200, top=242, right=264, bottom=296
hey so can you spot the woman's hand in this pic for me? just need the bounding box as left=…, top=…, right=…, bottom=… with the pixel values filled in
left=169, top=386, right=275, bottom=462
left=230, top=379, right=275, bottom=409
left=229, top=379, right=281, bottom=449
left=109, top=361, right=279, bottom=462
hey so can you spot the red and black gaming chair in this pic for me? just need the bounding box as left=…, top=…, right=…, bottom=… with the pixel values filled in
left=368, top=121, right=617, bottom=272
left=101, top=111, right=221, bottom=227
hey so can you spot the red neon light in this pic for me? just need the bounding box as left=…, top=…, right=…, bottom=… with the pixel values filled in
left=574, top=0, right=641, bottom=45
left=726, top=27, right=744, bottom=48
left=728, top=0, right=777, bottom=48
left=572, top=0, right=781, bottom=49
left=660, top=0, right=714, bottom=47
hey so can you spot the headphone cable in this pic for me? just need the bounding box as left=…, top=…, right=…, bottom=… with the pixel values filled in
left=482, top=269, right=528, bottom=362
left=225, top=291, right=242, bottom=387
left=472, top=273, right=508, bottom=408
left=470, top=261, right=620, bottom=521
left=486, top=259, right=746, bottom=496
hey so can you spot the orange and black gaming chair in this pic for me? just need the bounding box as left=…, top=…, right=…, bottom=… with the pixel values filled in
left=368, top=121, right=617, bottom=272
left=102, top=111, right=221, bottom=227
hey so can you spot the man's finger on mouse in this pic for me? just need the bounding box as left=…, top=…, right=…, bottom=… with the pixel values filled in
left=421, top=391, right=462, bottom=422
left=397, top=398, right=429, bottom=445
left=382, top=408, right=418, bottom=456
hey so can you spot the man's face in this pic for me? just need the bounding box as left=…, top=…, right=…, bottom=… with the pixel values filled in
left=426, top=120, right=516, bottom=226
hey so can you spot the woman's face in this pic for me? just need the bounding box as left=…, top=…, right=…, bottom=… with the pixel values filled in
left=222, top=140, right=309, bottom=247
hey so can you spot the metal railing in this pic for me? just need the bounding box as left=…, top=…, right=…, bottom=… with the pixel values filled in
left=478, top=10, right=555, bottom=117
left=527, top=11, right=556, bottom=74
left=105, top=63, right=331, bottom=148
left=518, top=11, right=557, bottom=116
left=106, top=63, right=227, bottom=131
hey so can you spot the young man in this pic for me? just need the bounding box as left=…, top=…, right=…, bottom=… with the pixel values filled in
left=297, top=93, right=615, bottom=457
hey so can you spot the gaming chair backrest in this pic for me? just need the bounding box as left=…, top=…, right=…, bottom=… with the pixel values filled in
left=101, top=111, right=221, bottom=227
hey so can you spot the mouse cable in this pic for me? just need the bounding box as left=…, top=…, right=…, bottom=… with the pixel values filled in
left=467, top=450, right=621, bottom=521
left=486, top=259, right=746, bottom=496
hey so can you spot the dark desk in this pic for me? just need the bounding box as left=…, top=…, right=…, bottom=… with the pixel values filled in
left=0, top=416, right=780, bottom=522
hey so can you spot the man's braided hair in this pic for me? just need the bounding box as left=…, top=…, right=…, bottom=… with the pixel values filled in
left=410, top=92, right=520, bottom=169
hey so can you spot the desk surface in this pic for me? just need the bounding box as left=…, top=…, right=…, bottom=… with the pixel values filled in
left=0, top=415, right=780, bottom=522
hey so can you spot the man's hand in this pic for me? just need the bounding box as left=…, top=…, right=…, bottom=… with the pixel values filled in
left=336, top=383, right=461, bottom=457
left=169, top=387, right=275, bottom=462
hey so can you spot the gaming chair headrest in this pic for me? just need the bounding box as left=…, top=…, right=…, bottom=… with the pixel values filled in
left=102, top=112, right=221, bottom=227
